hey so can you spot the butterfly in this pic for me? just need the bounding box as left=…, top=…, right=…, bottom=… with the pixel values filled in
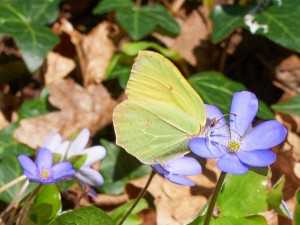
left=113, top=51, right=206, bottom=164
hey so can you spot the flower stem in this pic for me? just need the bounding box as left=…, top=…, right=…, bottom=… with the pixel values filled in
left=118, top=171, right=155, bottom=225
left=0, top=175, right=26, bottom=194
left=203, top=172, right=226, bottom=225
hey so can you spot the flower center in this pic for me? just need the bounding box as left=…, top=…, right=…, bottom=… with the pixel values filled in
left=227, top=140, right=240, bottom=153
left=40, top=169, right=50, bottom=179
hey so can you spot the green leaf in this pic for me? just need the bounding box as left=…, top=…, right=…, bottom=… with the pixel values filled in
left=211, top=1, right=300, bottom=53
left=217, top=171, right=268, bottom=217
left=116, top=7, right=156, bottom=40
left=212, top=216, right=267, bottom=225
left=100, top=139, right=151, bottom=195
left=18, top=89, right=49, bottom=119
left=50, top=206, right=115, bottom=225
left=255, top=0, right=300, bottom=53
left=109, top=198, right=148, bottom=225
left=267, top=176, right=291, bottom=218
left=189, top=71, right=274, bottom=119
left=0, top=123, right=33, bottom=157
left=0, top=155, right=34, bottom=203
left=0, top=0, right=60, bottom=72
left=272, top=94, right=300, bottom=116
left=116, top=4, right=179, bottom=40
left=121, top=41, right=181, bottom=61
left=140, top=4, right=180, bottom=35
left=211, top=5, right=246, bottom=43
left=93, top=0, right=133, bottom=15
left=105, top=54, right=131, bottom=88
left=189, top=215, right=267, bottom=225
left=29, top=185, right=62, bottom=225
left=295, top=191, right=300, bottom=225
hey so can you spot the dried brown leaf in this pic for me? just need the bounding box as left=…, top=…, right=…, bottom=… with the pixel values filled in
left=0, top=111, right=8, bottom=130
left=130, top=160, right=218, bottom=225
left=60, top=19, right=116, bottom=86
left=153, top=10, right=209, bottom=65
left=45, top=52, right=75, bottom=85
left=14, top=79, right=116, bottom=148
left=275, top=55, right=300, bottom=93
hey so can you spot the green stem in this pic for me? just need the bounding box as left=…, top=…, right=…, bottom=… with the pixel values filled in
left=203, top=172, right=226, bottom=225
left=118, top=171, right=155, bottom=225
left=0, top=175, right=26, bottom=194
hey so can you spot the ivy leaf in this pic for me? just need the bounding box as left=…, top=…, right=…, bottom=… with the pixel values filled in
left=211, top=0, right=300, bottom=53
left=18, top=89, right=49, bottom=119
left=100, top=139, right=150, bottom=195
left=0, top=0, right=60, bottom=72
left=29, top=185, right=61, bottom=225
left=116, top=6, right=157, bottom=40
left=189, top=71, right=274, bottom=119
left=272, top=94, right=300, bottom=116
left=211, top=5, right=246, bottom=43
left=94, top=1, right=180, bottom=40
left=255, top=0, right=300, bottom=53
left=0, top=123, right=33, bottom=157
left=93, top=0, right=133, bottom=14
left=50, top=206, right=115, bottom=225
left=217, top=171, right=268, bottom=217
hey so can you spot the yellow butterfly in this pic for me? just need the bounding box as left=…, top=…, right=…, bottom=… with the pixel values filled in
left=113, top=51, right=206, bottom=164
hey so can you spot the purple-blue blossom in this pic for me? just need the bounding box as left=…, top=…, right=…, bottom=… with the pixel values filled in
left=188, top=91, right=287, bottom=174
left=44, top=129, right=106, bottom=187
left=152, top=156, right=202, bottom=186
left=18, top=148, right=75, bottom=184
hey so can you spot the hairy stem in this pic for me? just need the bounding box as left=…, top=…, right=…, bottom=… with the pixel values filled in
left=118, top=171, right=155, bottom=225
left=203, top=172, right=226, bottom=225
left=0, top=175, right=26, bottom=194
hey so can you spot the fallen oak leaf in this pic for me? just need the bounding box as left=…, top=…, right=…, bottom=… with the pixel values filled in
left=0, top=111, right=9, bottom=130
left=44, top=52, right=75, bottom=85
left=153, top=9, right=209, bottom=66
left=14, top=79, right=116, bottom=148
left=130, top=160, right=218, bottom=225
left=59, top=19, right=116, bottom=86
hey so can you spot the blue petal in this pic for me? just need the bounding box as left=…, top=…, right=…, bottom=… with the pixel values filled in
left=165, top=174, right=195, bottom=186
left=18, top=155, right=38, bottom=179
left=189, top=137, right=226, bottom=158
left=206, top=104, right=226, bottom=127
left=237, top=150, right=276, bottom=167
left=217, top=153, right=249, bottom=174
left=35, top=148, right=53, bottom=171
left=230, top=91, right=258, bottom=138
left=51, top=162, right=75, bottom=181
left=76, top=167, right=104, bottom=187
left=164, top=156, right=202, bottom=176
left=152, top=164, right=168, bottom=176
left=241, top=120, right=287, bottom=151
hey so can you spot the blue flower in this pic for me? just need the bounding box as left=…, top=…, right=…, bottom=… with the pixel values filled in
left=152, top=156, right=202, bottom=186
left=18, top=148, right=75, bottom=184
left=189, top=91, right=287, bottom=174
left=43, top=129, right=106, bottom=187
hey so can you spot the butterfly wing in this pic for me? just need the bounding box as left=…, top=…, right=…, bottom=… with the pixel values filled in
left=113, top=51, right=206, bottom=164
